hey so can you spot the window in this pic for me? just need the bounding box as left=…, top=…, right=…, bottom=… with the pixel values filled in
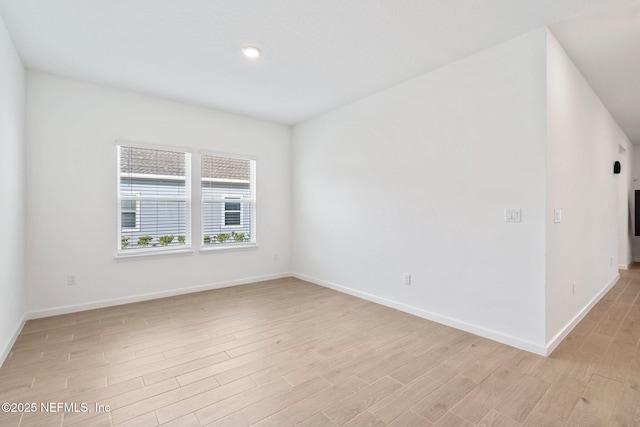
left=224, top=196, right=242, bottom=226
left=201, top=154, right=256, bottom=246
left=121, top=201, right=136, bottom=227
left=121, top=192, right=140, bottom=230
left=117, top=145, right=191, bottom=253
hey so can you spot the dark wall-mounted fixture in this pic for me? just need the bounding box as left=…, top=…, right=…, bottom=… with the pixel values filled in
left=614, top=161, right=621, bottom=174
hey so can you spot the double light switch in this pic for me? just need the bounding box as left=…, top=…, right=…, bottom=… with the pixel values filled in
left=505, top=208, right=521, bottom=223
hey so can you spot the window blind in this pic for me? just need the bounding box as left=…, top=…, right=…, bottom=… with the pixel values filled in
left=201, top=154, right=256, bottom=246
left=118, top=145, right=191, bottom=252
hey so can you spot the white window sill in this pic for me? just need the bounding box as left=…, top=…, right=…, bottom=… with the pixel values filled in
left=200, top=243, right=258, bottom=253
left=115, top=248, right=194, bottom=259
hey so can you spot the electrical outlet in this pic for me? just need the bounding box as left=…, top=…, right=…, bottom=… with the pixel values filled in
left=404, top=273, right=411, bottom=286
left=68, top=274, right=77, bottom=286
left=572, top=282, right=576, bottom=296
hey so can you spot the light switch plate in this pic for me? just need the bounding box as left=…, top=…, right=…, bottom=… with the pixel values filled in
left=554, top=209, right=562, bottom=223
left=505, top=208, right=521, bottom=223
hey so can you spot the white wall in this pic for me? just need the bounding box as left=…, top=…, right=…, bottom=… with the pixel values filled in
left=545, top=30, right=632, bottom=346
left=0, top=15, right=25, bottom=364
left=292, top=29, right=548, bottom=353
left=25, top=72, right=292, bottom=315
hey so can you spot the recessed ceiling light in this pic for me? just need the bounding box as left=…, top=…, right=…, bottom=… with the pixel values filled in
left=242, top=45, right=261, bottom=58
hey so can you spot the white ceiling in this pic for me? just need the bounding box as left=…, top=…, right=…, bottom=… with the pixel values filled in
left=550, top=6, right=640, bottom=144
left=0, top=1, right=638, bottom=134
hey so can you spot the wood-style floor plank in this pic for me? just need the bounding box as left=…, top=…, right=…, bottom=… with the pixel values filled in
left=1, top=271, right=640, bottom=426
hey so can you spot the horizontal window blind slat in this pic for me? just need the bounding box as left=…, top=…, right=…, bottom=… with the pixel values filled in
left=119, top=195, right=189, bottom=201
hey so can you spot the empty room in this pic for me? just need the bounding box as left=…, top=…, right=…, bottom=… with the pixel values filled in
left=1, top=0, right=640, bottom=426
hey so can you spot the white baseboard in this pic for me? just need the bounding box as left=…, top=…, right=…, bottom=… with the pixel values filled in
left=292, top=272, right=548, bottom=356
left=0, top=313, right=26, bottom=368
left=26, top=272, right=291, bottom=320
left=544, top=273, right=619, bottom=355
left=618, top=263, right=631, bottom=270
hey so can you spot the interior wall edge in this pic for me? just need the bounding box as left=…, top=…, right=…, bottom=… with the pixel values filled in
left=0, top=313, right=26, bottom=368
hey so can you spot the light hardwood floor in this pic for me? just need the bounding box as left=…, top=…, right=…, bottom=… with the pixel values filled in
left=1, top=270, right=640, bottom=426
